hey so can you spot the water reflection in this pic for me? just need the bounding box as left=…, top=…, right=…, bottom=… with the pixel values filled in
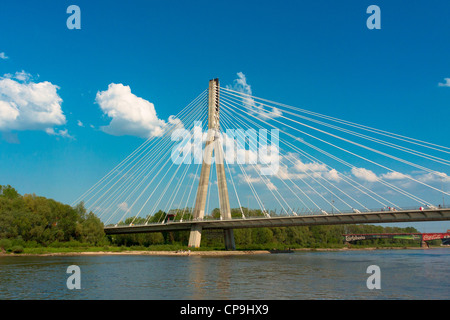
left=188, top=256, right=232, bottom=299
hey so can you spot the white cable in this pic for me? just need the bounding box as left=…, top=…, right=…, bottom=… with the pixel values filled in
left=222, top=101, right=371, bottom=212
left=108, top=105, right=207, bottom=225
left=74, top=90, right=207, bottom=207
left=221, top=92, right=447, bottom=201
left=217, top=138, right=246, bottom=219
left=221, top=87, right=450, bottom=154
left=137, top=111, right=208, bottom=225
left=92, top=96, right=208, bottom=220
left=222, top=104, right=344, bottom=213
left=221, top=103, right=339, bottom=214
left=220, top=94, right=414, bottom=208
left=84, top=91, right=207, bottom=213
left=220, top=108, right=290, bottom=217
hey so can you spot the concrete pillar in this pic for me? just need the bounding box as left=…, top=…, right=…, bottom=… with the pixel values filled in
left=188, top=79, right=235, bottom=249
left=188, top=225, right=203, bottom=248
left=215, top=132, right=235, bottom=250
left=421, top=240, right=429, bottom=248
left=223, top=229, right=236, bottom=250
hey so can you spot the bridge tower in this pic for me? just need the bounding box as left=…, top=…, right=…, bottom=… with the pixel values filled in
left=188, top=78, right=236, bottom=250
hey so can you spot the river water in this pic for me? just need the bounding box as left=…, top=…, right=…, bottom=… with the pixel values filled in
left=0, top=249, right=448, bottom=300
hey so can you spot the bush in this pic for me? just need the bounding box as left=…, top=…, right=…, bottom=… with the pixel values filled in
left=25, top=240, right=39, bottom=248
left=12, top=237, right=25, bottom=247
left=11, top=245, right=24, bottom=254
left=0, top=239, right=12, bottom=251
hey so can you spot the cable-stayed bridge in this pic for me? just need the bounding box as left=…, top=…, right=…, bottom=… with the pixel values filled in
left=73, top=79, right=450, bottom=250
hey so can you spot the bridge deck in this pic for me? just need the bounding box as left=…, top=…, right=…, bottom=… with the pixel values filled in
left=104, top=208, right=450, bottom=235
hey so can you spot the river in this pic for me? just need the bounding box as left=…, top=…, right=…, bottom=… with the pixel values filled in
left=0, top=248, right=448, bottom=300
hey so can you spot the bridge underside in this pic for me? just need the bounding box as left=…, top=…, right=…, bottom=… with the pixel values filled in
left=104, top=208, right=450, bottom=235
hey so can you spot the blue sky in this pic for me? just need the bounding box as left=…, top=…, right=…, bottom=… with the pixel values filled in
left=1, top=0, right=449, bottom=232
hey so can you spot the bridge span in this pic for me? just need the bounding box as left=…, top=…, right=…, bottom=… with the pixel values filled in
left=104, top=208, right=450, bottom=235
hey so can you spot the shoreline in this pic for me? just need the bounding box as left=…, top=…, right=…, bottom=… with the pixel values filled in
left=1, top=246, right=447, bottom=257
left=0, top=250, right=271, bottom=257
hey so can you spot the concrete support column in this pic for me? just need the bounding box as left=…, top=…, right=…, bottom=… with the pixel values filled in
left=188, top=78, right=236, bottom=250
left=223, top=229, right=236, bottom=250
left=215, top=136, right=235, bottom=250
left=188, top=225, right=203, bottom=248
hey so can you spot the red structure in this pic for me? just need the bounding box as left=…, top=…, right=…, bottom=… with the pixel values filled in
left=422, top=232, right=450, bottom=242
left=343, top=231, right=450, bottom=247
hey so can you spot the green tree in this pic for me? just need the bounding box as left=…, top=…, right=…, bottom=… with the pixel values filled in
left=80, top=212, right=105, bottom=244
left=0, top=185, right=20, bottom=199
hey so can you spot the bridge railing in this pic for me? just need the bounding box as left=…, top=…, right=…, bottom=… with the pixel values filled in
left=104, top=205, right=450, bottom=228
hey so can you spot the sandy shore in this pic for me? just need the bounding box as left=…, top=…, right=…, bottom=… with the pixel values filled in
left=1, top=246, right=446, bottom=257
left=0, top=250, right=272, bottom=257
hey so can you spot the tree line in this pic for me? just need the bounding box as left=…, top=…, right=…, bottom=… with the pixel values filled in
left=110, top=207, right=422, bottom=249
left=0, top=185, right=104, bottom=252
left=0, top=185, right=423, bottom=252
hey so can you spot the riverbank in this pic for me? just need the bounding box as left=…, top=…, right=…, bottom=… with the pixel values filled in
left=1, top=245, right=447, bottom=257
left=0, top=250, right=271, bottom=257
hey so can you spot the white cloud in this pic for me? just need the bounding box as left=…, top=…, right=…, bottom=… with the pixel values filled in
left=13, top=71, right=31, bottom=81
left=275, top=161, right=341, bottom=183
left=45, top=128, right=74, bottom=139
left=293, top=160, right=328, bottom=173
left=228, top=72, right=252, bottom=96
left=275, top=165, right=307, bottom=181
left=323, top=169, right=341, bottom=182
left=0, top=73, right=68, bottom=136
left=260, top=106, right=282, bottom=119
left=237, top=171, right=277, bottom=190
left=3, top=71, right=34, bottom=82
left=380, top=171, right=410, bottom=180
left=95, top=83, right=180, bottom=139
left=266, top=181, right=277, bottom=190
left=351, top=167, right=378, bottom=182
left=226, top=72, right=282, bottom=119
left=237, top=173, right=261, bottom=184
left=77, top=120, right=84, bottom=127
left=438, top=78, right=450, bottom=87
left=416, top=171, right=450, bottom=183
left=117, top=202, right=129, bottom=212
left=275, top=153, right=341, bottom=182
left=0, top=52, right=8, bottom=60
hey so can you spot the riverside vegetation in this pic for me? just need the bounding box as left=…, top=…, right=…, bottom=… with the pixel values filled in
left=0, top=185, right=434, bottom=254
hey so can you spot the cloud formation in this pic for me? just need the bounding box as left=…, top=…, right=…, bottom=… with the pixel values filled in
left=351, top=167, right=379, bottom=182
left=226, top=72, right=282, bottom=119
left=380, top=171, right=410, bottom=180
left=0, top=72, right=67, bottom=136
left=438, top=78, right=450, bottom=87
left=96, top=83, right=180, bottom=139
left=0, top=52, right=8, bottom=60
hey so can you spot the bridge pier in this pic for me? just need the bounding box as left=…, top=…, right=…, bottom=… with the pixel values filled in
left=188, top=225, right=203, bottom=248
left=224, top=229, right=236, bottom=250
left=421, top=240, right=429, bottom=248
left=188, top=226, right=235, bottom=250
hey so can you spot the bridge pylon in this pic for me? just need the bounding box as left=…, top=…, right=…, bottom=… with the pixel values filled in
left=188, top=78, right=236, bottom=250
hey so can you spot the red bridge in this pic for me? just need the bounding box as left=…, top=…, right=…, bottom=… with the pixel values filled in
left=343, top=230, right=450, bottom=247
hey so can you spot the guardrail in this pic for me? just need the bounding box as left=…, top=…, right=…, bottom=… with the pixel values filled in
left=104, top=207, right=450, bottom=234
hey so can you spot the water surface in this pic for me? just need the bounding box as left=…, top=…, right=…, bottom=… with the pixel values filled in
left=0, top=249, right=448, bottom=300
